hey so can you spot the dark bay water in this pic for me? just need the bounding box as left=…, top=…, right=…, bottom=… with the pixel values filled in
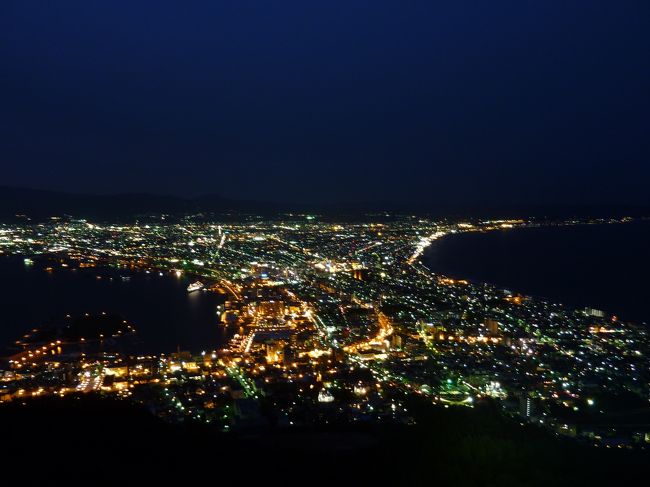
left=0, top=256, right=229, bottom=354
left=424, top=221, right=650, bottom=324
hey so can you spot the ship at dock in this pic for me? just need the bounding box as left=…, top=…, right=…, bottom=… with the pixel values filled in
left=187, top=280, right=205, bottom=293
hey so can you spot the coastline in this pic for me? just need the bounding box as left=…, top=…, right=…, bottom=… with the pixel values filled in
left=422, top=219, right=650, bottom=324
left=421, top=219, right=650, bottom=323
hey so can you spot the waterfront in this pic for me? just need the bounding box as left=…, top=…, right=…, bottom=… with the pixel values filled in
left=424, top=221, right=650, bottom=324
left=0, top=256, right=228, bottom=355
left=1, top=215, right=649, bottom=449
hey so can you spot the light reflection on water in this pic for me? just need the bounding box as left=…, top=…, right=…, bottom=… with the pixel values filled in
left=0, top=256, right=230, bottom=354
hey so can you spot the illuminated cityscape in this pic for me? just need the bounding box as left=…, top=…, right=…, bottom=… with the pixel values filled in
left=2, top=1, right=649, bottom=482
left=2, top=214, right=648, bottom=449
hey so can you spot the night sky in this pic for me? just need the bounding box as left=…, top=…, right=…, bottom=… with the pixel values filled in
left=2, top=1, right=649, bottom=207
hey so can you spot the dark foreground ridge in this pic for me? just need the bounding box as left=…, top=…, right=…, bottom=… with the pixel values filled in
left=2, top=394, right=647, bottom=486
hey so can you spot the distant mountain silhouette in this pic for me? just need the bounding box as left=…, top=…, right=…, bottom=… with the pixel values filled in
left=0, top=186, right=217, bottom=219
left=0, top=186, right=648, bottom=221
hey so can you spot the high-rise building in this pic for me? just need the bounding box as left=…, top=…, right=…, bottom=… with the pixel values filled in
left=484, top=318, right=499, bottom=335
left=585, top=308, right=605, bottom=318
left=519, top=395, right=535, bottom=418
left=265, top=340, right=286, bottom=364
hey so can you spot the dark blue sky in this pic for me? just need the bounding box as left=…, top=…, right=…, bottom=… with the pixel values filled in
left=1, top=1, right=649, bottom=206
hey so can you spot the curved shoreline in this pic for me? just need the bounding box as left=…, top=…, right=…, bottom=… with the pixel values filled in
left=422, top=219, right=649, bottom=324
